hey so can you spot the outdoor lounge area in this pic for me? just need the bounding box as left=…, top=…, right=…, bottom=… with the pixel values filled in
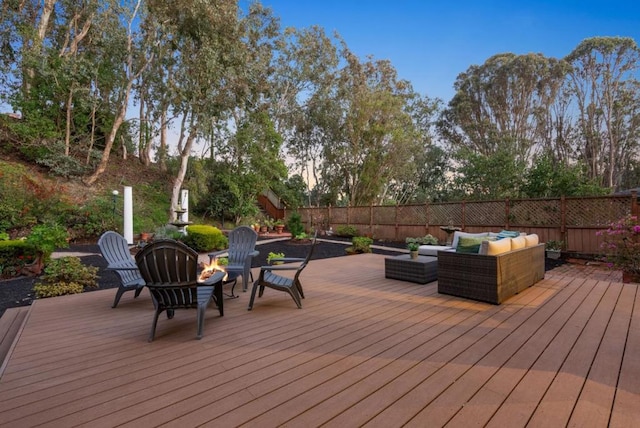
left=0, top=253, right=638, bottom=426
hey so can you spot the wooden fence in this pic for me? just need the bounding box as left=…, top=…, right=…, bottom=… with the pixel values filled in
left=290, top=192, right=639, bottom=255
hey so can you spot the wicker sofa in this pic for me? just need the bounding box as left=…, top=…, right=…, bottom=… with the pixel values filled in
left=437, top=243, right=545, bottom=304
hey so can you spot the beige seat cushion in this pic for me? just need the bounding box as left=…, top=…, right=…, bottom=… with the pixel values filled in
left=511, top=236, right=526, bottom=250
left=480, top=238, right=512, bottom=255
left=524, top=234, right=539, bottom=246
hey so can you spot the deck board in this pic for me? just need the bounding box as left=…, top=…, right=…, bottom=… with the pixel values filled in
left=0, top=253, right=638, bottom=427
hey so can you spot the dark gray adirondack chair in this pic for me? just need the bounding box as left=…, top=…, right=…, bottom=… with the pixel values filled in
left=248, top=231, right=317, bottom=310
left=135, top=239, right=225, bottom=342
left=208, top=226, right=259, bottom=293
left=98, top=231, right=146, bottom=308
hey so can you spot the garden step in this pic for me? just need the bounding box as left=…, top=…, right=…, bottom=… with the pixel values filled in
left=0, top=306, right=30, bottom=378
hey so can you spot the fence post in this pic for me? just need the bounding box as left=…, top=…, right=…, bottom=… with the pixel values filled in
left=505, top=198, right=510, bottom=229
left=395, top=203, right=399, bottom=241
left=369, top=202, right=374, bottom=238
left=632, top=191, right=638, bottom=217
left=461, top=200, right=466, bottom=230
left=561, top=195, right=566, bottom=244
left=425, top=201, right=430, bottom=235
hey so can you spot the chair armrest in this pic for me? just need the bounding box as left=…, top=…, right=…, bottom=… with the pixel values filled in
left=106, top=260, right=139, bottom=271
left=208, top=250, right=229, bottom=259
left=260, top=264, right=301, bottom=272
left=269, top=257, right=304, bottom=264
left=249, top=250, right=259, bottom=257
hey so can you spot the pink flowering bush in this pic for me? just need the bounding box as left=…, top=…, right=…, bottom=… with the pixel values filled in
left=597, top=215, right=640, bottom=274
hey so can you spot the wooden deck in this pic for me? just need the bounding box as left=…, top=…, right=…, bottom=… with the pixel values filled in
left=0, top=254, right=638, bottom=427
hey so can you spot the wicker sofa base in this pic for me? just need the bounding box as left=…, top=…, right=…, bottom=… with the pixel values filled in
left=437, top=244, right=545, bottom=304
left=385, top=255, right=438, bottom=284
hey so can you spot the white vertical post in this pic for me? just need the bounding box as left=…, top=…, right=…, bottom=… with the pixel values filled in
left=123, top=186, right=134, bottom=244
left=180, top=189, right=189, bottom=223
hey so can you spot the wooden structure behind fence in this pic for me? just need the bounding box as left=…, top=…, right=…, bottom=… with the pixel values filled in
left=290, top=192, right=639, bottom=255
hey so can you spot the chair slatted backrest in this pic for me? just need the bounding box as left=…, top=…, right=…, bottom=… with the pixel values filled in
left=97, top=231, right=143, bottom=286
left=227, top=226, right=258, bottom=266
left=135, top=239, right=200, bottom=309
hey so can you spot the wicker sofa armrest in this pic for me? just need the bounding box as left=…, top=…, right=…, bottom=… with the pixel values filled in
left=437, top=243, right=545, bottom=304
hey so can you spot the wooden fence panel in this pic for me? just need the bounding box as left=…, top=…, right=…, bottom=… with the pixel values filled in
left=292, top=193, right=637, bottom=254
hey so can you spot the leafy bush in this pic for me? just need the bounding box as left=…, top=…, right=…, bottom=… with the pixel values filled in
left=34, top=256, right=99, bottom=298
left=153, top=225, right=183, bottom=240
left=182, top=225, right=228, bottom=252
left=351, top=236, right=373, bottom=253
left=597, top=215, right=640, bottom=274
left=0, top=240, right=38, bottom=278
left=406, top=234, right=438, bottom=246
left=267, top=252, right=285, bottom=264
left=335, top=225, right=358, bottom=238
left=35, top=141, right=89, bottom=177
left=26, top=223, right=69, bottom=260
left=33, top=282, right=85, bottom=298
left=286, top=212, right=304, bottom=237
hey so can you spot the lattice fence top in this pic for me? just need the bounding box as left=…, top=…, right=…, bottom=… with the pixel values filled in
left=465, top=201, right=505, bottom=226
left=373, top=205, right=398, bottom=224
left=398, top=205, right=428, bottom=225
left=509, top=199, right=561, bottom=227
left=293, top=194, right=636, bottom=229
left=430, top=204, right=462, bottom=225
left=565, top=197, right=630, bottom=227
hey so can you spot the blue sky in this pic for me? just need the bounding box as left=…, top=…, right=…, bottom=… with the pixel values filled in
left=257, top=0, right=640, bottom=102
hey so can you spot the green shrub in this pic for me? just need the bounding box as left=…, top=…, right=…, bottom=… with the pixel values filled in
left=25, top=223, right=69, bottom=260
left=267, top=252, right=285, bottom=264
left=153, top=225, right=184, bottom=240
left=286, top=212, right=304, bottom=237
left=0, top=240, right=38, bottom=277
left=33, top=282, right=85, bottom=298
left=335, top=225, right=358, bottom=238
left=34, top=256, right=99, bottom=298
left=351, top=236, right=373, bottom=253
left=182, top=225, right=228, bottom=252
left=406, top=234, right=438, bottom=246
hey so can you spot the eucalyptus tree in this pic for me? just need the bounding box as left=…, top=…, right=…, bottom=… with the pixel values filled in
left=270, top=26, right=339, bottom=195
left=439, top=53, right=567, bottom=165
left=564, top=37, right=640, bottom=190
left=84, top=0, right=155, bottom=185
left=145, top=0, right=244, bottom=219
left=321, top=46, right=422, bottom=206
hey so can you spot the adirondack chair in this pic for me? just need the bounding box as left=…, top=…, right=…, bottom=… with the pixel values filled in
left=135, top=239, right=225, bottom=341
left=208, top=225, right=259, bottom=293
left=248, top=231, right=317, bottom=310
left=98, top=231, right=146, bottom=308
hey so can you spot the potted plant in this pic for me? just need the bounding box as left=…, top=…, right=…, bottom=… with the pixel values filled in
left=597, top=215, right=640, bottom=282
left=407, top=242, right=420, bottom=259
left=274, top=219, right=285, bottom=234
left=545, top=240, right=563, bottom=259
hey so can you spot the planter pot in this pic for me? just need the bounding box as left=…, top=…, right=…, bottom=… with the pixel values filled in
left=546, top=250, right=561, bottom=260
left=275, top=225, right=284, bottom=234
left=622, top=271, right=640, bottom=284
left=410, top=250, right=419, bottom=259
left=260, top=226, right=268, bottom=233
left=140, top=232, right=151, bottom=242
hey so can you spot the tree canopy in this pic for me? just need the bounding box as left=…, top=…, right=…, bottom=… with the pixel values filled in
left=1, top=1, right=637, bottom=222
